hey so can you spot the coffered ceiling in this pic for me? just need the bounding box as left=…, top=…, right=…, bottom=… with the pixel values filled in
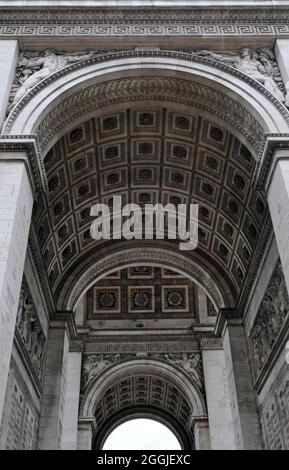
left=32, top=105, right=269, bottom=305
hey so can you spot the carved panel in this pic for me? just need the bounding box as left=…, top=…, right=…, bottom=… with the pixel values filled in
left=86, top=267, right=197, bottom=320
left=249, top=262, right=289, bottom=379
left=16, top=278, right=46, bottom=381
left=81, top=351, right=204, bottom=394
left=0, top=363, right=38, bottom=450
left=259, top=366, right=289, bottom=450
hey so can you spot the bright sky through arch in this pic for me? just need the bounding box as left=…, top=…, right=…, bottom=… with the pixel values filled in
left=102, top=418, right=182, bottom=450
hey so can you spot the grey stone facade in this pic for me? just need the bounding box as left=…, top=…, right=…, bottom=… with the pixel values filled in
left=0, top=1, right=288, bottom=450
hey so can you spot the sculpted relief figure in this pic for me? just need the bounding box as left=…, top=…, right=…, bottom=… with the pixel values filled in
left=195, top=47, right=287, bottom=105
left=10, top=49, right=95, bottom=107
left=151, top=352, right=204, bottom=390
left=81, top=354, right=122, bottom=391
left=16, top=282, right=45, bottom=378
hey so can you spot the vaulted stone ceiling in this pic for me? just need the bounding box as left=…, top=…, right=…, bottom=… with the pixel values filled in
left=93, top=374, right=193, bottom=437
left=32, top=105, right=269, bottom=304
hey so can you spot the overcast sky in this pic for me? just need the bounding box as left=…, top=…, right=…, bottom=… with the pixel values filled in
left=103, top=418, right=182, bottom=450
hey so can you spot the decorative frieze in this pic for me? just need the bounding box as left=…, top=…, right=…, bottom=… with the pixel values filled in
left=8, top=48, right=288, bottom=113
left=250, top=262, right=289, bottom=378
left=81, top=351, right=204, bottom=393
left=2, top=8, right=289, bottom=40
left=83, top=334, right=200, bottom=355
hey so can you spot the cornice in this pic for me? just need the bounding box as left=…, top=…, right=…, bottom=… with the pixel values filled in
left=214, top=308, right=242, bottom=337
left=0, top=135, right=47, bottom=192
left=77, top=416, right=97, bottom=433
left=254, top=133, right=289, bottom=192
left=1, top=6, right=289, bottom=39
left=1, top=6, right=289, bottom=25
left=83, top=335, right=200, bottom=354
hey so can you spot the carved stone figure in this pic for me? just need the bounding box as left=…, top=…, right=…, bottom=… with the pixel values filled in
left=195, top=47, right=287, bottom=104
left=81, top=354, right=122, bottom=390
left=148, top=352, right=204, bottom=390
left=10, top=50, right=95, bottom=107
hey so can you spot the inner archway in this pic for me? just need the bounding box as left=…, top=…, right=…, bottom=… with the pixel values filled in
left=102, top=418, right=182, bottom=450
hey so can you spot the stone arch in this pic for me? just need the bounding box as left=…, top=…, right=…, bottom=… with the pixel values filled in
left=7, top=50, right=285, bottom=313
left=80, top=358, right=206, bottom=450
left=97, top=409, right=186, bottom=450
left=4, top=50, right=289, bottom=151
left=61, top=246, right=228, bottom=312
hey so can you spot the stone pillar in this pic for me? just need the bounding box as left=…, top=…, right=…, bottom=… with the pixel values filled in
left=38, top=324, right=67, bottom=449
left=266, top=155, right=289, bottom=294
left=0, top=41, right=18, bottom=128
left=215, top=310, right=262, bottom=450
left=60, top=349, right=82, bottom=449
left=77, top=418, right=96, bottom=450
left=0, top=157, right=34, bottom=426
left=38, top=315, right=81, bottom=450
left=193, top=418, right=211, bottom=450
left=200, top=338, right=236, bottom=450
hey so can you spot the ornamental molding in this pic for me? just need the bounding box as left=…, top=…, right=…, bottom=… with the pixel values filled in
left=0, top=135, right=47, bottom=191
left=65, top=248, right=225, bottom=312
left=83, top=336, right=200, bottom=354
left=237, top=213, right=273, bottom=315
left=254, top=134, right=289, bottom=191
left=214, top=308, right=242, bottom=336
left=27, top=226, right=56, bottom=317
left=35, top=75, right=264, bottom=156
left=2, top=8, right=289, bottom=39
left=6, top=50, right=289, bottom=157
left=200, top=338, right=223, bottom=350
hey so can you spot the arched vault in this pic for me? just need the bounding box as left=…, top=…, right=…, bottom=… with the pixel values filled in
left=4, top=50, right=288, bottom=313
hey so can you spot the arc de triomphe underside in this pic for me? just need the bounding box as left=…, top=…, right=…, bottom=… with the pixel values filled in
left=0, top=0, right=289, bottom=451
